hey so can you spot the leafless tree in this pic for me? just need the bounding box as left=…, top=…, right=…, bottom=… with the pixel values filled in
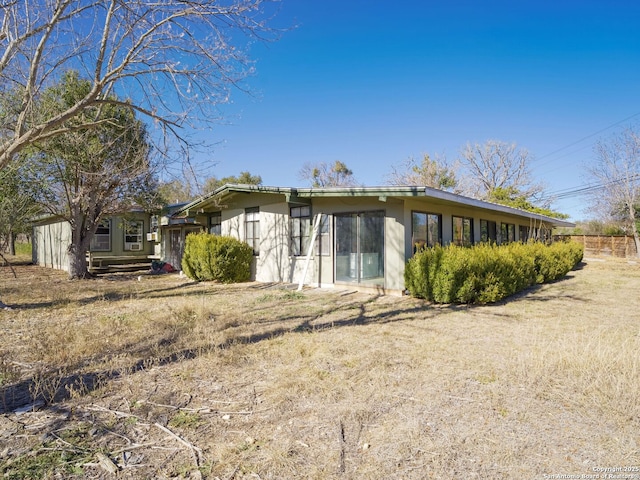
left=587, top=126, right=640, bottom=257
left=0, top=0, right=279, bottom=171
left=385, top=153, right=458, bottom=191
left=298, top=160, right=358, bottom=188
left=459, top=140, right=544, bottom=201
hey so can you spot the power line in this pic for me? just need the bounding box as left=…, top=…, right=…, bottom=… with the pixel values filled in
left=535, top=111, right=640, bottom=169
left=541, top=173, right=640, bottom=201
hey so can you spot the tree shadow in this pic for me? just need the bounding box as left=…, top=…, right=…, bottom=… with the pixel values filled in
left=5, top=277, right=219, bottom=310
left=0, top=289, right=447, bottom=414
left=0, top=264, right=585, bottom=414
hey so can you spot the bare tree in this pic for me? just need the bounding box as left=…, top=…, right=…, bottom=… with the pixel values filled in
left=459, top=140, right=544, bottom=201
left=0, top=0, right=278, bottom=171
left=385, top=153, right=458, bottom=191
left=298, top=160, right=358, bottom=188
left=587, top=126, right=640, bottom=256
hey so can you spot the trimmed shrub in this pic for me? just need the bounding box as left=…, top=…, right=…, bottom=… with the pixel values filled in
left=181, top=232, right=253, bottom=283
left=405, top=241, right=584, bottom=304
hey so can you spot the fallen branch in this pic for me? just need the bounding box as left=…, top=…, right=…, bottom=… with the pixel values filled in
left=154, top=422, right=203, bottom=467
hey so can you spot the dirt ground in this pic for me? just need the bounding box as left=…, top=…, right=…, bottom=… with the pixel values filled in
left=0, top=256, right=639, bottom=479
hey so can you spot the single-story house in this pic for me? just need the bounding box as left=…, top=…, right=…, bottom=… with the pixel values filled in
left=164, top=184, right=575, bottom=295
left=32, top=210, right=158, bottom=272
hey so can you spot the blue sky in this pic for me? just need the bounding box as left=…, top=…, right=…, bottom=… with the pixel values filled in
left=196, top=0, right=640, bottom=221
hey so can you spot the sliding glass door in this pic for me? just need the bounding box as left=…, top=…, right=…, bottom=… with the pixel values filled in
left=335, top=211, right=384, bottom=286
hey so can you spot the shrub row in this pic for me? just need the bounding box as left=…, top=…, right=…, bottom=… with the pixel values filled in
left=181, top=232, right=253, bottom=283
left=404, top=241, right=584, bottom=304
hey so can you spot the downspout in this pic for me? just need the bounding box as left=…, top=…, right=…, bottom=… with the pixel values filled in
left=297, top=213, right=323, bottom=291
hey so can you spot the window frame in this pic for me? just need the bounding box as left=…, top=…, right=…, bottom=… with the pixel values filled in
left=411, top=210, right=442, bottom=253
left=500, top=222, right=516, bottom=244
left=91, top=218, right=111, bottom=251
left=290, top=205, right=311, bottom=256
left=480, top=219, right=497, bottom=243
left=209, top=211, right=222, bottom=235
left=245, top=207, right=260, bottom=256
left=452, top=215, right=474, bottom=247
left=124, top=219, right=144, bottom=251
left=314, top=213, right=330, bottom=256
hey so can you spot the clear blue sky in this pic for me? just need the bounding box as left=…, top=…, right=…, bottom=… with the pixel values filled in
left=196, top=0, right=640, bottom=221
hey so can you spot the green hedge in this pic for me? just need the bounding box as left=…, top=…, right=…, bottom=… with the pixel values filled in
left=405, top=241, right=584, bottom=304
left=181, top=232, right=253, bottom=283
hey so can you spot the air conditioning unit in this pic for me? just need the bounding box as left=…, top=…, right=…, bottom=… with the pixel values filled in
left=146, top=232, right=157, bottom=242
left=126, top=242, right=142, bottom=251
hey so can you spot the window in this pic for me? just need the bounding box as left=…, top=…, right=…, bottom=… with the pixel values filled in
left=290, top=206, right=311, bottom=256
left=500, top=223, right=516, bottom=244
left=245, top=207, right=260, bottom=255
left=452, top=216, right=473, bottom=246
left=411, top=211, right=442, bottom=252
left=124, top=220, right=144, bottom=251
left=209, top=212, right=222, bottom=235
left=480, top=219, right=497, bottom=243
left=519, top=225, right=530, bottom=243
left=91, top=218, right=111, bottom=251
left=314, top=214, right=330, bottom=256
left=335, top=211, right=384, bottom=286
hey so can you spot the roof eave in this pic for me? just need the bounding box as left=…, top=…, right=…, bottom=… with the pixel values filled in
left=170, top=184, right=575, bottom=227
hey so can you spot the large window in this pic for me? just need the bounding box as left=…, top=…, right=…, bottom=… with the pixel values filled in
left=91, top=218, right=111, bottom=251
left=480, top=219, right=497, bottom=243
left=290, top=206, right=311, bottom=256
left=335, top=211, right=384, bottom=286
left=245, top=207, right=260, bottom=255
left=209, top=212, right=222, bottom=235
left=519, top=225, right=530, bottom=243
left=411, top=211, right=442, bottom=252
left=124, top=220, right=144, bottom=251
left=452, top=216, right=473, bottom=246
left=500, top=223, right=516, bottom=244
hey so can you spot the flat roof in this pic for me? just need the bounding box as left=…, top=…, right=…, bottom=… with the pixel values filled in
left=173, top=184, right=575, bottom=227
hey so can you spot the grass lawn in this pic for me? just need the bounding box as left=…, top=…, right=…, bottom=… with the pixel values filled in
left=0, top=254, right=638, bottom=479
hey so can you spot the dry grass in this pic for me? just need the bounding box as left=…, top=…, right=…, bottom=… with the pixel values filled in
left=0, top=254, right=639, bottom=479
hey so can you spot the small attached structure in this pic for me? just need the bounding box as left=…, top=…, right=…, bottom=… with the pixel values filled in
left=32, top=210, right=158, bottom=272
left=165, top=185, right=574, bottom=295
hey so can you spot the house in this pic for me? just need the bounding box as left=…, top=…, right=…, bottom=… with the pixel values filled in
left=163, top=184, right=575, bottom=295
left=32, top=210, right=158, bottom=272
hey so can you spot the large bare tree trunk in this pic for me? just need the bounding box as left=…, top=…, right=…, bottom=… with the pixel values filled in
left=67, top=208, right=93, bottom=279
left=68, top=243, right=90, bottom=279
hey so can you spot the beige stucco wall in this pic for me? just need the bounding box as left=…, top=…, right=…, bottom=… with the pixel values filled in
left=209, top=193, right=308, bottom=285
left=214, top=194, right=408, bottom=293
left=309, top=196, right=406, bottom=293
left=184, top=191, right=556, bottom=295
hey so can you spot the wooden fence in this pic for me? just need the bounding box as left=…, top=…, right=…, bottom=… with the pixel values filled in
left=554, top=235, right=638, bottom=258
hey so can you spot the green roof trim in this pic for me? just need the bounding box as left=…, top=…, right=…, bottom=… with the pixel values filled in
left=172, top=184, right=575, bottom=227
